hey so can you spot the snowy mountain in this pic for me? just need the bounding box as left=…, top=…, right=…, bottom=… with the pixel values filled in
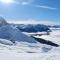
left=0, top=17, right=60, bottom=60
left=0, top=16, right=8, bottom=27
left=48, top=25, right=60, bottom=29
left=0, top=25, right=38, bottom=44
left=16, top=24, right=50, bottom=32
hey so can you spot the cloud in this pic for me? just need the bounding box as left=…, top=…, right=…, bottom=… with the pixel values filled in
left=0, top=0, right=57, bottom=10
left=20, top=0, right=33, bottom=5
left=21, top=2, right=29, bottom=5
left=35, top=5, right=57, bottom=10
left=7, top=20, right=60, bottom=25
left=17, top=0, right=57, bottom=10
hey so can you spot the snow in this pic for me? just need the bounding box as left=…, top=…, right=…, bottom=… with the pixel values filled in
left=0, top=43, right=59, bottom=60
left=23, top=32, right=48, bottom=36
left=0, top=17, right=60, bottom=60
left=0, top=53, right=60, bottom=60
left=50, top=28, right=60, bottom=30
left=0, top=26, right=60, bottom=60
left=0, top=39, right=13, bottom=45
left=34, top=30, right=60, bottom=45
left=0, top=16, right=7, bottom=26
left=0, top=41, right=54, bottom=60
left=0, top=25, right=37, bottom=43
left=16, top=24, right=50, bottom=32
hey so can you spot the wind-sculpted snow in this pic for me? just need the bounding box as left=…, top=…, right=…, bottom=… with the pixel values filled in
left=0, top=25, right=37, bottom=43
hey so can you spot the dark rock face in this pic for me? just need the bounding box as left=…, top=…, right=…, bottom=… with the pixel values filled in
left=32, top=36, right=59, bottom=47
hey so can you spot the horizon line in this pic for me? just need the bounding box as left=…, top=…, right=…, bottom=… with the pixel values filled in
left=6, top=20, right=60, bottom=25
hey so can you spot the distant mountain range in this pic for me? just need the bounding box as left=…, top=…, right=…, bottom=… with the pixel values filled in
left=0, top=16, right=59, bottom=46
left=48, top=25, right=60, bottom=28
left=13, top=24, right=60, bottom=32
left=14, top=24, right=50, bottom=32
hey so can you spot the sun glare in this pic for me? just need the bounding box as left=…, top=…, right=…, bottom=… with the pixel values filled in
left=0, top=0, right=14, bottom=4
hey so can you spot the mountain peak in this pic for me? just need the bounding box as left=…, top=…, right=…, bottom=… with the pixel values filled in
left=0, top=16, right=8, bottom=26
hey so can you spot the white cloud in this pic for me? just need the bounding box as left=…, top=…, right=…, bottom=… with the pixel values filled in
left=0, top=0, right=57, bottom=10
left=3, top=0, right=56, bottom=10
left=21, top=2, right=29, bottom=5
left=35, top=5, right=57, bottom=10
left=20, top=0, right=33, bottom=5
left=18, top=0, right=57, bottom=10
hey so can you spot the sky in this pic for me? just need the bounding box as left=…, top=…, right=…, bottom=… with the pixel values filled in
left=0, top=0, right=60, bottom=24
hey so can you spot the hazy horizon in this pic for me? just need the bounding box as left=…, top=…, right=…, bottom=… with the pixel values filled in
left=6, top=19, right=60, bottom=25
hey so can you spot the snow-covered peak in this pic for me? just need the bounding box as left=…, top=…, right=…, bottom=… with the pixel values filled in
left=0, top=16, right=7, bottom=26
left=0, top=25, right=37, bottom=44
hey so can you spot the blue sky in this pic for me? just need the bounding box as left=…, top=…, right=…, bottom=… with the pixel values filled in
left=0, top=0, right=60, bottom=22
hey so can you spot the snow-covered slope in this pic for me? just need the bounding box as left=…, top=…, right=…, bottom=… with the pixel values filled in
left=0, top=25, right=37, bottom=44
